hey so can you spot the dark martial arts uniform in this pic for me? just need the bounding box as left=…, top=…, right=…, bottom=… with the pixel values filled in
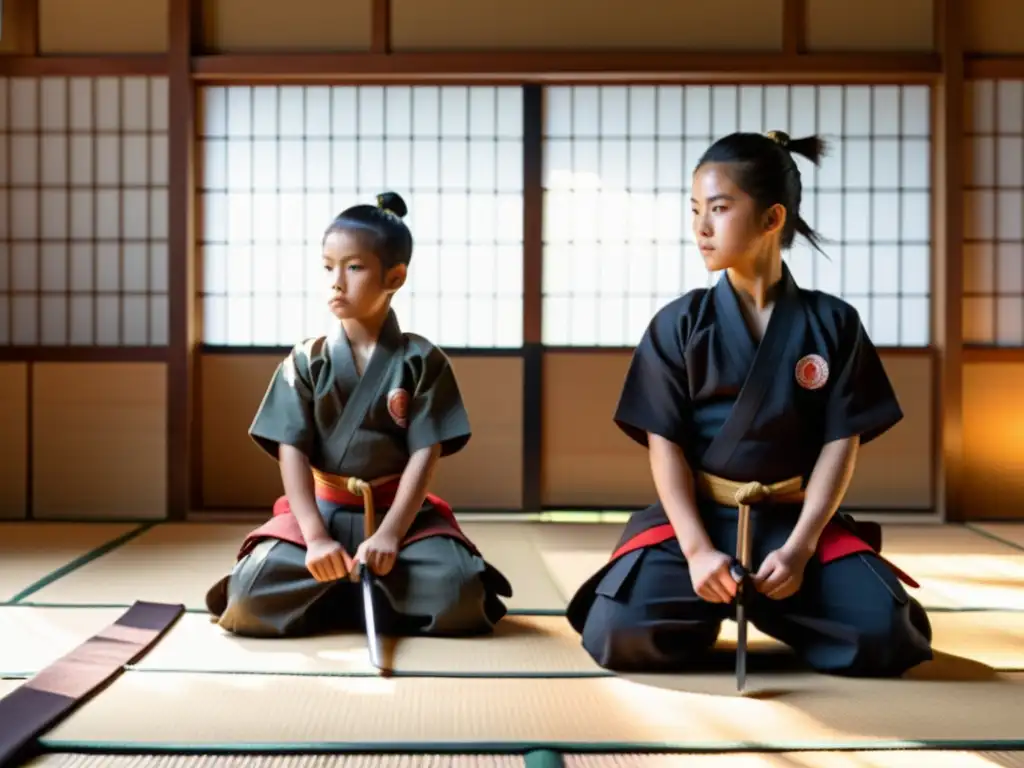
left=566, top=264, right=934, bottom=678
left=205, top=309, right=512, bottom=638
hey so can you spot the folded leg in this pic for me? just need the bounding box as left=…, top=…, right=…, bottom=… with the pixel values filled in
left=751, top=551, right=934, bottom=677
left=580, top=541, right=730, bottom=671
left=378, top=534, right=508, bottom=636
left=214, top=506, right=365, bottom=638
left=215, top=537, right=359, bottom=638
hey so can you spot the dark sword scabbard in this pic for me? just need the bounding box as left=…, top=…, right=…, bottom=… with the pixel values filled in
left=732, top=502, right=754, bottom=692
left=360, top=564, right=384, bottom=671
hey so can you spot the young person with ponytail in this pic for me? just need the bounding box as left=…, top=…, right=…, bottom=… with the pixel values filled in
left=566, top=132, right=933, bottom=679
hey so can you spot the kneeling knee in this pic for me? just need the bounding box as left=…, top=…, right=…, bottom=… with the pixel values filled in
left=581, top=597, right=719, bottom=672
left=217, top=592, right=288, bottom=638
left=217, top=566, right=314, bottom=639
left=419, top=567, right=494, bottom=635
left=580, top=599, right=639, bottom=670
left=815, top=602, right=933, bottom=678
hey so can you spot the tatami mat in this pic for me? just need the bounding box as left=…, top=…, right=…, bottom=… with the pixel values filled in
left=565, top=753, right=1024, bottom=767
left=5, top=520, right=1024, bottom=763
left=716, top=610, right=1024, bottom=671
left=0, top=522, right=141, bottom=602
left=14, top=671, right=1024, bottom=749
left=16, top=521, right=1024, bottom=614
left=26, top=757, right=528, bottom=767
left=974, top=523, right=1024, bottom=550
left=531, top=523, right=1024, bottom=611
left=14, top=524, right=274, bottom=611
left=460, top=521, right=567, bottom=610
left=24, top=754, right=1024, bottom=768
left=4, top=605, right=1024, bottom=679
left=19, top=522, right=566, bottom=613
left=0, top=609, right=596, bottom=677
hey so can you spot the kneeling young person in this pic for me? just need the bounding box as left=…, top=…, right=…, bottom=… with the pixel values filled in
left=206, top=192, right=513, bottom=639
left=566, top=133, right=933, bottom=678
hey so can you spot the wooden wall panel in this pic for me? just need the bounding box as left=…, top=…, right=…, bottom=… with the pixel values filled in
left=200, top=355, right=281, bottom=510
left=964, top=0, right=1024, bottom=54
left=31, top=363, right=167, bottom=520
left=202, top=0, right=372, bottom=53
left=541, top=352, right=935, bottom=511
left=541, top=353, right=649, bottom=508
left=0, top=0, right=38, bottom=54
left=38, top=0, right=169, bottom=54
left=845, top=354, right=934, bottom=509
left=962, top=362, right=1024, bottom=520
left=390, top=0, right=783, bottom=51
left=805, top=0, right=933, bottom=52
left=201, top=354, right=522, bottom=512
left=0, top=364, right=28, bottom=519
left=433, top=356, right=522, bottom=510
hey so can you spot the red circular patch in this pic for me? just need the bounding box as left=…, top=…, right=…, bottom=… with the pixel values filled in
left=387, top=388, right=409, bottom=428
left=795, top=354, right=829, bottom=390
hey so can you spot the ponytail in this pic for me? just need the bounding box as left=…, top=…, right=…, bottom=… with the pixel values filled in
left=765, top=130, right=829, bottom=256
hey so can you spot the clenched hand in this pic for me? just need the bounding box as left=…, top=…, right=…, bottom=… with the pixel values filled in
left=753, top=545, right=812, bottom=600
left=305, top=537, right=350, bottom=582
left=689, top=548, right=739, bottom=603
left=355, top=529, right=401, bottom=576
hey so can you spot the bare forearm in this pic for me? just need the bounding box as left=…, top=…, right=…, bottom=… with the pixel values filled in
left=279, top=444, right=331, bottom=544
left=379, top=444, right=442, bottom=539
left=787, top=436, right=860, bottom=555
left=648, top=433, right=713, bottom=559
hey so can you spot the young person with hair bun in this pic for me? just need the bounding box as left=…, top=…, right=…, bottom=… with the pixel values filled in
left=206, top=192, right=512, bottom=639
left=566, top=132, right=934, bottom=678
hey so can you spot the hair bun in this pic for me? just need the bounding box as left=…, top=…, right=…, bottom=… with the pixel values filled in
left=376, top=191, right=408, bottom=219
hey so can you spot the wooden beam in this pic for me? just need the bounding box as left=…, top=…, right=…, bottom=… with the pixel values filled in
left=24, top=0, right=39, bottom=56
left=521, top=85, right=543, bottom=514
left=783, top=0, right=806, bottom=56
left=0, top=55, right=168, bottom=76
left=965, top=55, right=1024, bottom=79
left=934, top=0, right=965, bottom=523
left=166, top=0, right=198, bottom=521
left=0, top=348, right=168, bottom=363
left=0, top=50, right=947, bottom=83
left=522, top=87, right=543, bottom=348
left=371, top=0, right=391, bottom=54
left=190, top=51, right=941, bottom=83
left=963, top=347, right=1024, bottom=364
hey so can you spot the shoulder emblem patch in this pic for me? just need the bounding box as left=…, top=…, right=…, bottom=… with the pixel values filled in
left=795, top=354, right=829, bottom=391
left=387, top=388, right=409, bottom=428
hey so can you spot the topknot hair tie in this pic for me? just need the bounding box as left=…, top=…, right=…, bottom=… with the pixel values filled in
left=375, top=194, right=397, bottom=217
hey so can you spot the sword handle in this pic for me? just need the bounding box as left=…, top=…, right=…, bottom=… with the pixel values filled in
left=736, top=502, right=753, bottom=571
left=734, top=502, right=753, bottom=693
left=347, top=477, right=376, bottom=581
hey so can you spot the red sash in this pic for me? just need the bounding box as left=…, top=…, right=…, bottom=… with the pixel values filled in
left=609, top=519, right=918, bottom=588
left=235, top=475, right=477, bottom=563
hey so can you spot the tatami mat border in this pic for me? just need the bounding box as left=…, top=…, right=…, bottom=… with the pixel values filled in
left=6, top=600, right=1023, bottom=615
left=2, top=601, right=569, bottom=617
left=21, top=751, right=1024, bottom=768
left=5, top=524, right=156, bottom=603
left=0, top=668, right=617, bottom=680
left=30, top=738, right=1024, bottom=757
left=965, top=524, right=1024, bottom=554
